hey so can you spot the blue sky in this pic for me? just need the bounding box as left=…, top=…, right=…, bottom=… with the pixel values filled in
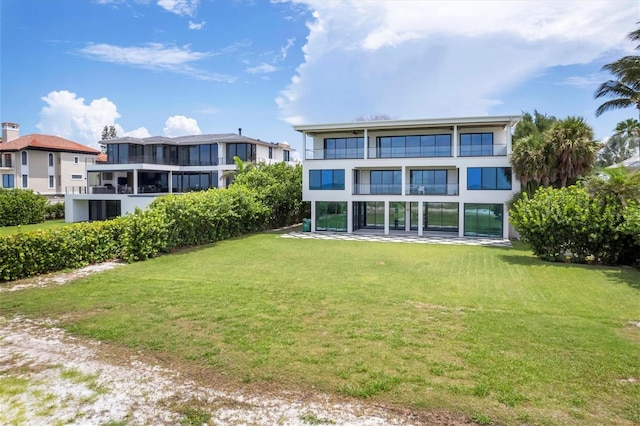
left=1, top=0, right=639, bottom=156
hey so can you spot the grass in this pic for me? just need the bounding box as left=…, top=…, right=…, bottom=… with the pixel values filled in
left=1, top=233, right=639, bottom=425
left=0, top=219, right=70, bottom=236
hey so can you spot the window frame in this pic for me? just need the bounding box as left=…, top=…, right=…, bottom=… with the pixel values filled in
left=309, top=169, right=345, bottom=190
left=467, top=167, right=512, bottom=190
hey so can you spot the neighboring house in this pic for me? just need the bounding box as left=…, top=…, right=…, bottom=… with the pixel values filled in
left=616, top=148, right=640, bottom=172
left=293, top=116, right=521, bottom=239
left=65, top=131, right=293, bottom=222
left=0, top=122, right=101, bottom=201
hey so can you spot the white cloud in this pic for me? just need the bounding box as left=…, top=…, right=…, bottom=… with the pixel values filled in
left=280, top=37, right=296, bottom=60
left=188, top=20, right=205, bottom=30
left=277, top=0, right=636, bottom=125
left=163, top=115, right=201, bottom=137
left=157, top=0, right=198, bottom=16
left=559, top=74, right=603, bottom=88
left=246, top=63, right=277, bottom=74
left=78, top=42, right=235, bottom=82
left=37, top=90, right=122, bottom=148
left=37, top=90, right=154, bottom=147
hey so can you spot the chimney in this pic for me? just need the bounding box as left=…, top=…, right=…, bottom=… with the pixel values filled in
left=238, top=128, right=242, bottom=136
left=1, top=122, right=19, bottom=143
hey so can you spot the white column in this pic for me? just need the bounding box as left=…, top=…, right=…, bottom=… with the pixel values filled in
left=347, top=201, right=353, bottom=233
left=458, top=203, right=465, bottom=237
left=453, top=125, right=458, bottom=158
left=418, top=202, right=424, bottom=237
left=168, top=171, right=173, bottom=193
left=363, top=128, right=368, bottom=159
left=503, top=204, right=509, bottom=239
left=133, top=170, right=138, bottom=194
left=506, top=124, right=512, bottom=155
left=311, top=201, right=316, bottom=232
left=302, top=132, right=307, bottom=160
left=401, top=165, right=406, bottom=195
left=384, top=200, right=390, bottom=235
left=405, top=203, right=411, bottom=232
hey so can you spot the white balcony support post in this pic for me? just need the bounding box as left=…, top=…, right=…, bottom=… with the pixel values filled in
left=302, top=131, right=306, bottom=159
left=418, top=201, right=424, bottom=237
left=310, top=201, right=316, bottom=232
left=405, top=202, right=410, bottom=232
left=347, top=201, right=353, bottom=233
left=453, top=125, right=458, bottom=158
left=401, top=165, right=406, bottom=196
left=458, top=202, right=465, bottom=237
left=168, top=171, right=173, bottom=193
left=506, top=123, right=512, bottom=154
left=384, top=200, right=390, bottom=235
left=133, top=170, right=138, bottom=195
left=363, top=128, right=368, bottom=159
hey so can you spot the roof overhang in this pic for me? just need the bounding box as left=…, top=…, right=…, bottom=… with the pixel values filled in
left=292, top=115, right=521, bottom=135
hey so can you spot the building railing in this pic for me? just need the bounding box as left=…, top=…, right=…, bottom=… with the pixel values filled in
left=368, top=147, right=452, bottom=158
left=106, top=155, right=221, bottom=166
left=352, top=184, right=402, bottom=195
left=405, top=183, right=459, bottom=195
left=2, top=160, right=12, bottom=168
left=65, top=186, right=88, bottom=194
left=305, top=149, right=364, bottom=160
left=225, top=156, right=257, bottom=165
left=458, top=144, right=507, bottom=157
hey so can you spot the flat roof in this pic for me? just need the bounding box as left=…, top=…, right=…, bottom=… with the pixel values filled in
left=292, top=115, right=521, bottom=134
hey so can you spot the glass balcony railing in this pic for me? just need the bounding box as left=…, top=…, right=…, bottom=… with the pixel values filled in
left=458, top=144, right=507, bottom=157
left=368, top=147, right=452, bottom=159
left=352, top=184, right=402, bottom=195
left=405, top=183, right=459, bottom=195
left=305, top=149, right=364, bottom=160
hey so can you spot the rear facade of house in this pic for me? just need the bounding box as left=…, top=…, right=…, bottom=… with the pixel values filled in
left=294, top=116, right=521, bottom=239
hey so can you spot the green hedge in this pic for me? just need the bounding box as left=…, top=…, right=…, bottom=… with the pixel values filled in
left=0, top=189, right=47, bottom=226
left=510, top=186, right=640, bottom=265
left=45, top=202, right=65, bottom=220
left=0, top=186, right=273, bottom=281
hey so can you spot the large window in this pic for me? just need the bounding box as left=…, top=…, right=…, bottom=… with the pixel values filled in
left=309, top=169, right=345, bottom=190
left=410, top=170, right=448, bottom=194
left=389, top=202, right=405, bottom=230
left=467, top=167, right=512, bottom=190
left=460, top=133, right=494, bottom=156
left=410, top=202, right=459, bottom=232
left=22, top=174, right=28, bottom=188
left=464, top=203, right=503, bottom=237
left=49, top=175, right=54, bottom=189
left=172, top=172, right=217, bottom=192
left=353, top=201, right=384, bottom=230
left=375, top=134, right=451, bottom=158
left=2, top=174, right=14, bottom=188
left=370, top=170, right=401, bottom=194
left=226, top=143, right=256, bottom=164
left=21, top=151, right=27, bottom=166
left=283, top=150, right=290, bottom=161
left=324, top=138, right=364, bottom=159
left=48, top=153, right=54, bottom=167
left=316, top=202, right=347, bottom=232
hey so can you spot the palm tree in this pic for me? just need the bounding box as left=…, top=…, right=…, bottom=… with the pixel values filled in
left=615, top=118, right=640, bottom=138
left=219, top=155, right=254, bottom=185
left=546, top=117, right=598, bottom=187
left=595, top=25, right=640, bottom=120
left=597, top=134, right=636, bottom=167
left=585, top=165, right=640, bottom=207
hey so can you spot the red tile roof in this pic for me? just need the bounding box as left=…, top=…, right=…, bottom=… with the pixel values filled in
left=0, top=134, right=101, bottom=154
left=97, top=153, right=108, bottom=162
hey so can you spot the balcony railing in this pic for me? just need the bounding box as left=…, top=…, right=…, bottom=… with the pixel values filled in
left=305, top=149, right=364, bottom=160
left=353, top=184, right=402, bottom=195
left=458, top=144, right=507, bottom=157
left=368, top=147, right=452, bottom=159
left=65, top=186, right=88, bottom=194
left=405, top=183, right=459, bottom=195
left=2, top=160, right=12, bottom=168
left=107, top=155, right=221, bottom=166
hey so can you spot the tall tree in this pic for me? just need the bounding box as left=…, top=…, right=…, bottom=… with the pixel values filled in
left=546, top=117, right=598, bottom=187
left=597, top=134, right=636, bottom=167
left=219, top=155, right=255, bottom=184
left=614, top=118, right=640, bottom=138
left=511, top=111, right=558, bottom=191
left=585, top=165, right=640, bottom=207
left=595, top=25, right=640, bottom=119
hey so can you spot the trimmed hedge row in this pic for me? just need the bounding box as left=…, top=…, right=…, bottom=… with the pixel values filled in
left=0, top=186, right=272, bottom=282
left=0, top=189, right=47, bottom=226
left=45, top=202, right=65, bottom=220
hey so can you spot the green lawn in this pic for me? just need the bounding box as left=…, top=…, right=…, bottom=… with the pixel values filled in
left=0, top=220, right=70, bottom=236
left=1, top=233, right=639, bottom=425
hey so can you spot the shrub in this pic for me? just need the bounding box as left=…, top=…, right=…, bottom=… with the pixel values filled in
left=45, top=202, right=65, bottom=220
left=0, top=189, right=47, bottom=226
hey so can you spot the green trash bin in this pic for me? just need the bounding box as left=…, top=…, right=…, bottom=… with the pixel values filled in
left=302, top=218, right=311, bottom=232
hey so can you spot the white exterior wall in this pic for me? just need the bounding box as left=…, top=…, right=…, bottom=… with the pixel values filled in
left=65, top=194, right=158, bottom=222
left=300, top=119, right=519, bottom=239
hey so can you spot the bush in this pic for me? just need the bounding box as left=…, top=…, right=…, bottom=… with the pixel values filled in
left=45, top=202, right=65, bottom=220
left=0, top=189, right=47, bottom=226
left=510, top=185, right=640, bottom=265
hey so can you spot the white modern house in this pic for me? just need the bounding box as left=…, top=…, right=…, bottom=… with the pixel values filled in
left=65, top=131, right=293, bottom=222
left=293, top=116, right=521, bottom=239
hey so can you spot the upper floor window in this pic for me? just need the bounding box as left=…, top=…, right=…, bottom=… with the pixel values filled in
left=3, top=154, right=11, bottom=168
left=226, top=143, right=256, bottom=164
left=410, top=170, right=448, bottom=194
left=375, top=135, right=451, bottom=158
left=268, top=147, right=273, bottom=159
left=49, top=175, right=55, bottom=189
left=370, top=170, right=402, bottom=194
left=324, top=138, right=364, bottom=159
left=459, top=133, right=494, bottom=157
left=283, top=150, right=290, bottom=162
left=22, top=174, right=28, bottom=188
left=74, top=156, right=79, bottom=164
left=467, top=167, right=512, bottom=190
left=48, top=153, right=54, bottom=167
left=71, top=174, right=83, bottom=180
left=309, top=169, right=345, bottom=190
left=21, top=151, right=27, bottom=166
